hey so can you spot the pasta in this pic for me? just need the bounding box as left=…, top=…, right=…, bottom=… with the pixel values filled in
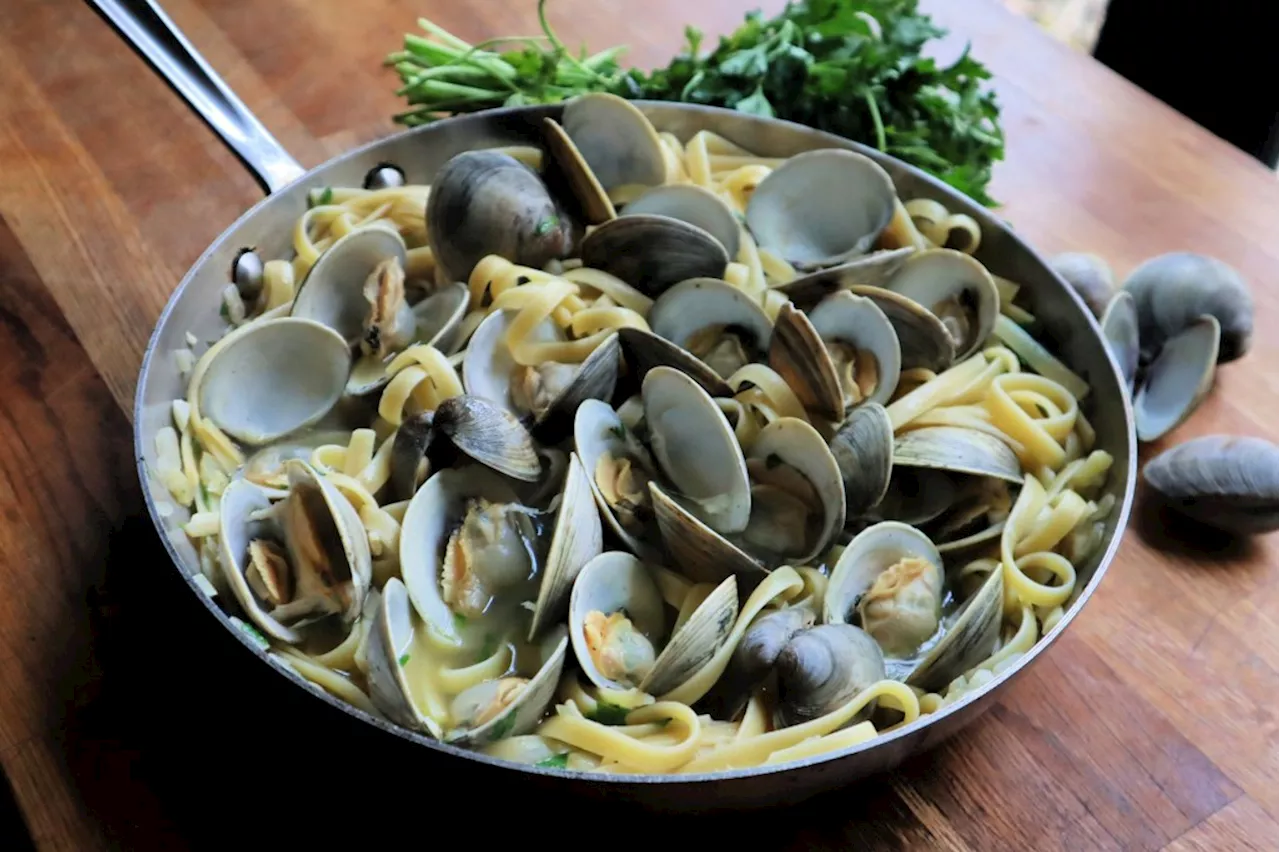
left=149, top=94, right=1116, bottom=778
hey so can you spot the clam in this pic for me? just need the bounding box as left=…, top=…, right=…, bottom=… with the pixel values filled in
left=346, top=282, right=470, bottom=396
left=568, top=551, right=738, bottom=696
left=389, top=411, right=435, bottom=502
left=643, top=366, right=751, bottom=535
left=580, top=214, right=730, bottom=297
left=1133, top=315, right=1220, bottom=443
left=1143, top=434, right=1279, bottom=535
left=892, top=426, right=1023, bottom=484
left=290, top=227, right=410, bottom=348
left=774, top=623, right=886, bottom=727
left=621, top=184, right=741, bottom=257
left=745, top=149, right=897, bottom=270
left=849, top=285, right=955, bottom=373
left=364, top=578, right=570, bottom=746
left=241, top=429, right=356, bottom=497
left=218, top=461, right=372, bottom=645
left=463, top=309, right=620, bottom=438
left=426, top=150, right=575, bottom=284
left=730, top=607, right=815, bottom=689
left=431, top=395, right=542, bottom=482
left=1122, top=252, right=1253, bottom=364
left=573, top=400, right=664, bottom=562
left=824, top=521, right=1003, bottom=692
left=873, top=468, right=958, bottom=527
left=398, top=466, right=544, bottom=645
left=195, top=316, right=350, bottom=446
left=617, top=326, right=732, bottom=399
left=1050, top=252, right=1114, bottom=319
left=774, top=247, right=916, bottom=307
left=768, top=302, right=844, bottom=421
left=543, top=93, right=667, bottom=225
left=526, top=453, right=604, bottom=640
left=807, top=291, right=902, bottom=408
left=882, top=249, right=1000, bottom=361
left=651, top=415, right=846, bottom=583
left=1100, top=291, right=1140, bottom=396
left=642, top=277, right=774, bottom=380
left=828, top=402, right=894, bottom=519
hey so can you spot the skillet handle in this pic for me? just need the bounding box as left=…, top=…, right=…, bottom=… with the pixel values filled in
left=87, top=0, right=305, bottom=194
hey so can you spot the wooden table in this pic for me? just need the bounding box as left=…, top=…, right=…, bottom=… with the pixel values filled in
left=0, top=0, right=1275, bottom=848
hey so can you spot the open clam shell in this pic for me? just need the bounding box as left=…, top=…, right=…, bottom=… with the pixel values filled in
left=744, top=417, right=846, bottom=567
left=745, top=149, right=897, bottom=270
left=643, top=365, right=751, bottom=534
left=446, top=628, right=569, bottom=748
left=828, top=402, right=894, bottom=519
left=1134, top=315, right=1220, bottom=443
left=364, top=580, right=444, bottom=738
left=848, top=285, right=955, bottom=373
left=568, top=551, right=738, bottom=696
left=768, top=302, right=844, bottom=421
left=649, top=482, right=766, bottom=583
left=196, top=316, right=350, bottom=446
left=622, top=184, right=741, bottom=258
left=218, top=461, right=372, bottom=645
left=775, top=247, right=916, bottom=307
left=462, top=309, right=620, bottom=438
left=527, top=453, right=604, bottom=640
left=647, top=277, right=774, bottom=379
left=291, top=227, right=408, bottom=346
left=824, top=520, right=1002, bottom=692
left=807, top=291, right=902, bottom=408
left=1100, top=290, right=1140, bottom=397
left=892, top=426, right=1024, bottom=484
left=617, top=327, right=733, bottom=398
left=347, top=282, right=470, bottom=396
left=1143, top=434, right=1279, bottom=535
left=432, top=395, right=542, bottom=482
left=573, top=399, right=665, bottom=562
left=542, top=117, right=617, bottom=225
left=882, top=249, right=1000, bottom=361
left=557, top=93, right=667, bottom=196
left=580, top=215, right=730, bottom=298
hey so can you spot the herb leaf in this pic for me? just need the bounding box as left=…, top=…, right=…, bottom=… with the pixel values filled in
left=535, top=752, right=570, bottom=769
left=587, top=701, right=631, bottom=726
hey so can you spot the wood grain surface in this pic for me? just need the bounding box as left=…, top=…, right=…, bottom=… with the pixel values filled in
left=0, top=0, right=1275, bottom=849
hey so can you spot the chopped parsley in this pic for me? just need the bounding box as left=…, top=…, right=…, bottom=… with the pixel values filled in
left=535, top=753, right=570, bottom=769
left=476, top=633, right=501, bottom=663
left=608, top=424, right=627, bottom=440
left=534, top=216, right=559, bottom=236
left=398, top=652, right=411, bottom=666
left=453, top=612, right=467, bottom=632
left=316, top=186, right=334, bottom=205
left=587, top=701, right=631, bottom=726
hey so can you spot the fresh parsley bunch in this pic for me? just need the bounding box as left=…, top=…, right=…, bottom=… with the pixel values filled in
left=386, top=0, right=1006, bottom=205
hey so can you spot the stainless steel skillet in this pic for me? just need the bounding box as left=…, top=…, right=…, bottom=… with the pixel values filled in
left=94, top=0, right=1136, bottom=812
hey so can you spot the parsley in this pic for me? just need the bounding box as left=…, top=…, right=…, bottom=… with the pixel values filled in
left=608, top=424, right=627, bottom=440
left=386, top=0, right=1004, bottom=205
left=476, top=633, right=500, bottom=663
left=489, top=712, right=517, bottom=741
left=313, top=186, right=334, bottom=206
left=453, top=612, right=467, bottom=632
left=398, top=652, right=411, bottom=666
left=587, top=701, right=631, bottom=726
left=534, top=215, right=560, bottom=236
left=535, top=752, right=570, bottom=769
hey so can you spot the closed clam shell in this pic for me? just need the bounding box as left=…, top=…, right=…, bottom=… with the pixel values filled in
left=642, top=366, right=751, bottom=534
left=1099, top=290, right=1140, bottom=397
left=745, top=149, right=897, bottom=270
left=1122, top=252, right=1253, bottom=363
left=1133, top=315, right=1220, bottom=443
left=291, top=227, right=408, bottom=345
left=892, top=426, right=1024, bottom=484
left=882, top=249, right=1000, bottom=361
left=622, top=184, right=741, bottom=257
left=848, top=285, right=955, bottom=373
left=426, top=150, right=575, bottom=284
left=746, top=417, right=847, bottom=567
left=829, top=402, right=894, bottom=519
left=775, top=248, right=916, bottom=308
left=196, top=316, right=350, bottom=446
left=1143, top=435, right=1279, bottom=535
left=580, top=215, right=730, bottom=297
left=527, top=453, right=604, bottom=640
left=775, top=623, right=886, bottom=726
left=1050, top=252, right=1114, bottom=319
left=807, top=290, right=903, bottom=407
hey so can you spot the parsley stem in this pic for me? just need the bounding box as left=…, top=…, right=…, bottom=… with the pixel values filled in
left=537, top=0, right=603, bottom=84
left=864, top=91, right=887, bottom=152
